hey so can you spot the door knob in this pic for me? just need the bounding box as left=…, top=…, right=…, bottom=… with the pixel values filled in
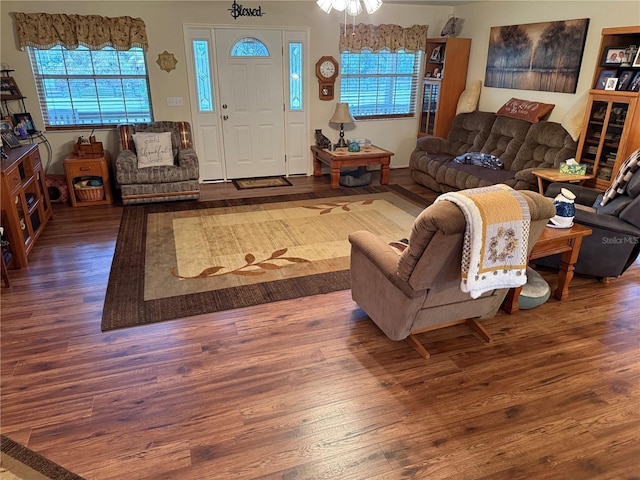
left=223, top=115, right=229, bottom=120
left=222, top=104, right=228, bottom=109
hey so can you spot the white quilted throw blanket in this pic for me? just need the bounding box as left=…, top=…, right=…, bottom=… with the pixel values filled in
left=436, top=184, right=531, bottom=298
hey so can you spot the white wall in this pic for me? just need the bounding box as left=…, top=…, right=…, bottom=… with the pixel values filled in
left=1, top=1, right=452, bottom=173
left=453, top=1, right=640, bottom=122
left=1, top=1, right=638, bottom=174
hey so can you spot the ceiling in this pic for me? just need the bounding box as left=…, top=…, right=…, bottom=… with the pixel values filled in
left=165, top=0, right=477, bottom=4
left=384, top=0, right=476, bottom=4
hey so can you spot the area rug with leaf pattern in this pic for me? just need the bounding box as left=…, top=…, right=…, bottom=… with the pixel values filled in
left=1, top=435, right=84, bottom=480
left=102, top=185, right=429, bottom=331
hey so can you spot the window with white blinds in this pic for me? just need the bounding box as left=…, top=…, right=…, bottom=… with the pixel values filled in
left=27, top=45, right=152, bottom=129
left=340, top=49, right=422, bottom=119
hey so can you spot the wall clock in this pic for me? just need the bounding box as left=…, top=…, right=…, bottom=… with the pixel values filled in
left=315, top=56, right=338, bottom=100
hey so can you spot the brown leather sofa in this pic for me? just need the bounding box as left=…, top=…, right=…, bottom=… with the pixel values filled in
left=348, top=189, right=555, bottom=358
left=410, top=111, right=577, bottom=192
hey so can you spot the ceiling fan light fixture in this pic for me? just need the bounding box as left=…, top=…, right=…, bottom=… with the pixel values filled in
left=362, top=0, right=382, bottom=14
left=318, top=0, right=381, bottom=16
left=346, top=0, right=363, bottom=16
left=316, top=0, right=333, bottom=14
left=332, top=0, right=348, bottom=12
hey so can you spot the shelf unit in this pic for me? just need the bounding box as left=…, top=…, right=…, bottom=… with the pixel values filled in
left=576, top=26, right=640, bottom=190
left=1, top=143, right=52, bottom=269
left=1, top=69, right=52, bottom=173
left=418, top=37, right=471, bottom=138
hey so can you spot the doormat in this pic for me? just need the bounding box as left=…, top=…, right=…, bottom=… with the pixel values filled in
left=232, top=176, right=293, bottom=190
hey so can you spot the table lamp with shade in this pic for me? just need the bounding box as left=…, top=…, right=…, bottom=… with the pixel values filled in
left=329, top=102, right=355, bottom=148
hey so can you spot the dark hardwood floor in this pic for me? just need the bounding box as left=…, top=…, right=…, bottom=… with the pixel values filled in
left=1, top=169, right=639, bottom=479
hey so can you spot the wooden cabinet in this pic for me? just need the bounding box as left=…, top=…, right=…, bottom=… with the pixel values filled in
left=418, top=37, right=471, bottom=138
left=64, top=152, right=113, bottom=207
left=576, top=26, right=640, bottom=190
left=576, top=93, right=638, bottom=189
left=1, top=144, right=52, bottom=269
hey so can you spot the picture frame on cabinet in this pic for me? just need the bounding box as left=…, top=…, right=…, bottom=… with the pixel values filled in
left=629, top=71, right=640, bottom=92
left=633, top=48, right=640, bottom=68
left=603, top=47, right=626, bottom=65
left=12, top=113, right=37, bottom=134
left=0, top=119, right=13, bottom=132
left=616, top=70, right=634, bottom=90
left=604, top=77, right=618, bottom=91
left=430, top=46, right=442, bottom=62
left=596, top=69, right=617, bottom=89
left=1, top=130, right=20, bottom=148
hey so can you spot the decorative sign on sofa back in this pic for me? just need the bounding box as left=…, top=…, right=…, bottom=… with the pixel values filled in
left=496, top=97, right=555, bottom=123
left=485, top=19, right=589, bottom=93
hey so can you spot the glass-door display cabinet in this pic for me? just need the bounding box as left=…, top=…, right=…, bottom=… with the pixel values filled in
left=577, top=94, right=636, bottom=189
left=1, top=144, right=52, bottom=269
left=575, top=26, right=640, bottom=190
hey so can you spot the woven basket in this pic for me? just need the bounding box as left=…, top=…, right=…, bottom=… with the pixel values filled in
left=74, top=185, right=104, bottom=202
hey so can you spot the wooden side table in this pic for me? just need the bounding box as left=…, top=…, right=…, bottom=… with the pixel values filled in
left=64, top=152, right=113, bottom=207
left=531, top=168, right=595, bottom=195
left=311, top=145, right=393, bottom=190
left=503, top=223, right=593, bottom=314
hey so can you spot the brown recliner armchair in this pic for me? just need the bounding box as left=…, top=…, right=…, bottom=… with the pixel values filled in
left=116, top=121, right=200, bottom=205
left=348, top=190, right=555, bottom=359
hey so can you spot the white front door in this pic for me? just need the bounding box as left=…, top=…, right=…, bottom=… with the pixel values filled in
left=184, top=29, right=225, bottom=182
left=214, top=29, right=286, bottom=179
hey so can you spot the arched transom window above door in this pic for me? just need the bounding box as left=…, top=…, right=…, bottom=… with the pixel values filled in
left=230, top=37, right=269, bottom=57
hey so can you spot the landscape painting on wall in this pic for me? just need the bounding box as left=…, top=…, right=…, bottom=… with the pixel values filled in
left=485, top=19, right=589, bottom=93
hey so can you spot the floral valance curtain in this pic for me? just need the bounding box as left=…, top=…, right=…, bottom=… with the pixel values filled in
left=339, top=24, right=428, bottom=53
left=13, top=12, right=148, bottom=51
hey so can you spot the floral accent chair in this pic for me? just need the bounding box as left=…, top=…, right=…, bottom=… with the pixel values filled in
left=116, top=121, right=200, bottom=205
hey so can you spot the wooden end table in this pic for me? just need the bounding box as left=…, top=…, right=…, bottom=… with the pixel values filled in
left=531, top=168, right=595, bottom=195
left=503, top=223, right=592, bottom=314
left=64, top=152, right=113, bottom=207
left=311, top=145, right=393, bottom=190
